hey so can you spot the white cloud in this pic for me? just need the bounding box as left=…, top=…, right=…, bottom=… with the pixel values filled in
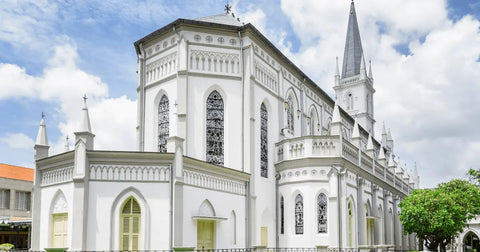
left=272, top=0, right=480, bottom=188
left=0, top=43, right=137, bottom=156
left=0, top=133, right=35, bottom=150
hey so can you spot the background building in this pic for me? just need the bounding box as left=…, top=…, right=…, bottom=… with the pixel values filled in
left=30, top=2, right=418, bottom=251
left=0, top=163, right=33, bottom=249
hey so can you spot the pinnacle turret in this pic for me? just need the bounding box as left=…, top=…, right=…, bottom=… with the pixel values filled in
left=368, top=60, right=373, bottom=79
left=75, top=95, right=95, bottom=150
left=34, top=113, right=50, bottom=160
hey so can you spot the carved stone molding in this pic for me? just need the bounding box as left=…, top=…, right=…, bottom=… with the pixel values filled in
left=89, top=164, right=170, bottom=181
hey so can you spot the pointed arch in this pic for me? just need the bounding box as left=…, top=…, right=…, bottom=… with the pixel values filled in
left=308, top=105, right=319, bottom=135
left=280, top=195, right=285, bottom=234
left=317, top=192, right=327, bottom=233
left=50, top=190, right=68, bottom=248
left=348, top=199, right=356, bottom=247
left=198, top=199, right=216, bottom=217
left=285, top=88, right=299, bottom=134
left=158, top=94, right=169, bottom=152
left=260, top=102, right=268, bottom=178
left=206, top=90, right=224, bottom=165
left=110, top=187, right=150, bottom=250
left=230, top=211, right=236, bottom=245
left=295, top=194, right=304, bottom=234
left=120, top=197, right=141, bottom=250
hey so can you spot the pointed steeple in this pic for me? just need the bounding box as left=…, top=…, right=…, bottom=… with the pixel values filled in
left=75, top=95, right=95, bottom=150
left=35, top=116, right=48, bottom=146
left=351, top=119, right=360, bottom=138
left=388, top=153, right=395, bottom=167
left=332, top=102, right=341, bottom=123
left=366, top=133, right=373, bottom=150
left=80, top=95, right=92, bottom=133
left=64, top=136, right=70, bottom=152
left=378, top=144, right=385, bottom=160
left=381, top=122, right=387, bottom=147
left=341, top=0, right=364, bottom=78
left=368, top=60, right=373, bottom=79
left=360, top=53, right=367, bottom=79
left=34, top=113, right=50, bottom=160
left=335, top=56, right=340, bottom=86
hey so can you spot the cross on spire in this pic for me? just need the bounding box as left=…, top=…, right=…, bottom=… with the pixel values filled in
left=83, top=94, right=88, bottom=104
left=41, top=112, right=46, bottom=119
left=224, top=3, right=232, bottom=14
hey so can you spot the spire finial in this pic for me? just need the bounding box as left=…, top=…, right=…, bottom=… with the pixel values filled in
left=335, top=56, right=340, bottom=76
left=224, top=3, right=232, bottom=14
left=83, top=94, right=88, bottom=105
left=42, top=112, right=46, bottom=119
left=64, top=136, right=70, bottom=152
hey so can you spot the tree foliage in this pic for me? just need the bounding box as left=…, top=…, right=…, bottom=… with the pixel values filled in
left=399, top=179, right=480, bottom=252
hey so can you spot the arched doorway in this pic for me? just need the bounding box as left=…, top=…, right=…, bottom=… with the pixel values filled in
left=464, top=232, right=480, bottom=252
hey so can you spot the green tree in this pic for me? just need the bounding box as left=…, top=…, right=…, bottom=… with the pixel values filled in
left=399, top=179, right=480, bottom=252
left=468, top=168, right=480, bottom=185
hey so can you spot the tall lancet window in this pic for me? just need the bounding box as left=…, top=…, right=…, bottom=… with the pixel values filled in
left=206, top=90, right=224, bottom=165
left=310, top=110, right=316, bottom=135
left=295, top=194, right=304, bottom=234
left=287, top=95, right=294, bottom=133
left=318, top=193, right=327, bottom=233
left=120, top=197, right=141, bottom=251
left=158, top=95, right=169, bottom=152
left=280, top=196, right=284, bottom=234
left=260, top=103, right=268, bottom=178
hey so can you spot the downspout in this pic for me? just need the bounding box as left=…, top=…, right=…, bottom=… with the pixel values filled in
left=245, top=181, right=250, bottom=248
left=169, top=163, right=174, bottom=249
left=275, top=173, right=281, bottom=249
left=239, top=29, right=245, bottom=172
left=139, top=43, right=147, bottom=151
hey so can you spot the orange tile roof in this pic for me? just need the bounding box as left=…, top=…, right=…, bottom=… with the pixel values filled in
left=0, top=164, right=34, bottom=182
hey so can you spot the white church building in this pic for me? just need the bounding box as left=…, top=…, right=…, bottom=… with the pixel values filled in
left=31, top=2, right=419, bottom=251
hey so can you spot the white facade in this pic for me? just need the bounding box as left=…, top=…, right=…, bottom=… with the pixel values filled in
left=31, top=2, right=419, bottom=251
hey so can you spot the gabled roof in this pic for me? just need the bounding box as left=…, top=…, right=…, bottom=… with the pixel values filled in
left=341, top=1, right=364, bottom=78
left=0, top=163, right=34, bottom=182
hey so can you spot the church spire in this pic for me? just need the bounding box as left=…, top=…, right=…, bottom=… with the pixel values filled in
left=341, top=0, right=364, bottom=78
left=34, top=113, right=50, bottom=160
left=75, top=94, right=95, bottom=150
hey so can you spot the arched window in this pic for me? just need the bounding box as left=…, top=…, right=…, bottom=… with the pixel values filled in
left=158, top=95, right=169, bottom=152
left=318, top=193, right=327, bottom=233
left=287, top=95, right=294, bottom=133
left=348, top=200, right=354, bottom=247
left=347, top=93, right=354, bottom=110
left=120, top=197, right=141, bottom=251
left=310, top=110, right=316, bottom=135
left=206, top=90, right=224, bottom=165
left=260, top=103, right=268, bottom=178
left=295, top=194, right=303, bottom=234
left=280, top=196, right=284, bottom=234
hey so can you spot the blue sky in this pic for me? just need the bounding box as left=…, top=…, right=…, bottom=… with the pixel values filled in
left=1, top=0, right=480, bottom=188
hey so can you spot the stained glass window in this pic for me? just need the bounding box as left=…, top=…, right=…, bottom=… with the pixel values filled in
left=295, top=194, right=303, bottom=234
left=280, top=196, right=284, bottom=234
left=318, top=193, right=327, bottom=233
left=287, top=95, right=294, bottom=133
left=260, top=103, right=268, bottom=178
left=206, top=90, right=224, bottom=165
left=158, top=95, right=169, bottom=152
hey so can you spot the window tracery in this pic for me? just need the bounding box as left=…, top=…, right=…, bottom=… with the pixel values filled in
left=318, top=193, right=327, bottom=233
left=206, top=90, right=224, bottom=165
left=260, top=103, right=268, bottom=178
left=287, top=95, right=294, bottom=133
left=295, top=194, right=303, bottom=234
left=158, top=95, right=169, bottom=152
left=310, top=110, right=316, bottom=135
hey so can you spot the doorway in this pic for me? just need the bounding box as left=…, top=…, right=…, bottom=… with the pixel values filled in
left=197, top=220, right=215, bottom=250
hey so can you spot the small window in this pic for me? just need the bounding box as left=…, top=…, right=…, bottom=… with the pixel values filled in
left=318, top=193, right=327, bottom=233
left=158, top=95, right=169, bottom=152
left=0, top=189, right=10, bottom=209
left=280, top=196, right=284, bottom=234
left=15, top=191, right=30, bottom=211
